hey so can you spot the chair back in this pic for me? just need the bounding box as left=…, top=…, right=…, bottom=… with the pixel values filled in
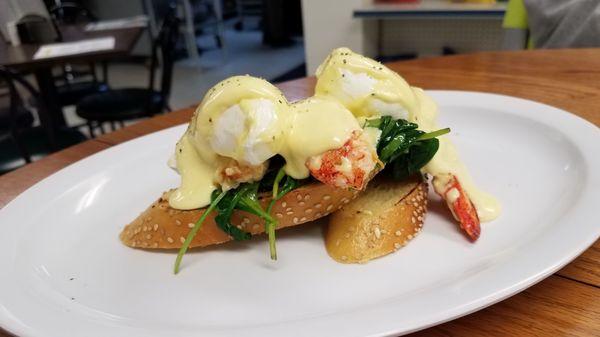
left=0, top=67, right=41, bottom=162
left=49, top=2, right=97, bottom=24
left=0, top=67, right=39, bottom=130
left=148, top=6, right=181, bottom=110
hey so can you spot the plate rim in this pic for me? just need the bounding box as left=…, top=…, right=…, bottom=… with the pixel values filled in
left=0, top=90, right=599, bottom=337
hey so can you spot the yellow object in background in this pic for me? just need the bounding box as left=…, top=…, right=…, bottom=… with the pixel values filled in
left=503, top=0, right=528, bottom=29
left=503, top=0, right=532, bottom=48
left=451, top=0, right=496, bottom=4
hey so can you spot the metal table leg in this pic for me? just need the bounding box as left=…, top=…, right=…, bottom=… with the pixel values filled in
left=33, top=67, right=64, bottom=150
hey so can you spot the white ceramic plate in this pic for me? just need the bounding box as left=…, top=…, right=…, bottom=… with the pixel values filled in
left=0, top=91, right=598, bottom=337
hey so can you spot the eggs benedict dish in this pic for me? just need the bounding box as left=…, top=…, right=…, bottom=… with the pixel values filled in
left=120, top=48, right=500, bottom=271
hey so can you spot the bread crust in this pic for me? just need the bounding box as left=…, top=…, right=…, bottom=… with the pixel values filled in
left=325, top=175, right=428, bottom=263
left=120, top=183, right=359, bottom=249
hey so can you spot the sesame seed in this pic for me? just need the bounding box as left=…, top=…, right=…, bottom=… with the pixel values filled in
left=395, top=230, right=402, bottom=237
left=252, top=224, right=260, bottom=230
left=417, top=216, right=423, bottom=221
left=327, top=205, right=333, bottom=211
left=281, top=202, right=287, bottom=208
left=374, top=226, right=381, bottom=239
left=276, top=212, right=283, bottom=218
left=408, top=234, right=413, bottom=240
left=293, top=217, right=299, bottom=224
left=335, top=239, right=340, bottom=246
left=188, top=223, right=194, bottom=228
left=175, top=220, right=181, bottom=226
left=296, top=194, right=302, bottom=201
left=180, top=237, right=186, bottom=243
left=146, top=216, right=152, bottom=221
left=305, top=208, right=313, bottom=214
left=146, top=234, right=152, bottom=239
left=237, top=225, right=243, bottom=229
left=243, top=217, right=250, bottom=223
left=152, top=242, right=159, bottom=248
left=286, top=211, right=294, bottom=215
left=304, top=195, right=310, bottom=200
left=286, top=207, right=292, bottom=212
left=131, top=241, right=137, bottom=247
left=341, top=255, right=348, bottom=261
left=299, top=201, right=306, bottom=206
left=411, top=217, right=416, bottom=224
left=315, top=203, right=322, bottom=208
left=153, top=224, right=159, bottom=231
left=341, top=197, right=349, bottom=204
left=315, top=212, right=322, bottom=217
left=324, top=195, right=331, bottom=200
left=300, top=217, right=307, bottom=222
left=167, top=237, right=174, bottom=243
left=394, top=242, right=401, bottom=249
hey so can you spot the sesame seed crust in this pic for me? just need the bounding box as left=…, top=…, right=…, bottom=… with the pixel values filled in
left=120, top=182, right=360, bottom=250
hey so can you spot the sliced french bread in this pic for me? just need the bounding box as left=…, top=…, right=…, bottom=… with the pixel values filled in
left=325, top=175, right=428, bottom=263
left=120, top=182, right=359, bottom=249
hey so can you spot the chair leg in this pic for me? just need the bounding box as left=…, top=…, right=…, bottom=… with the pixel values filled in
left=118, top=120, right=125, bottom=128
left=87, top=122, right=96, bottom=138
left=110, top=121, right=117, bottom=132
left=102, top=61, right=109, bottom=83
left=10, top=131, right=32, bottom=164
left=98, top=122, right=106, bottom=134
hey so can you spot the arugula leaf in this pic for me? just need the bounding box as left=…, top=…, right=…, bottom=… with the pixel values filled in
left=209, top=167, right=299, bottom=261
left=391, top=138, right=439, bottom=180
left=174, top=189, right=228, bottom=274
left=214, top=188, right=252, bottom=241
left=264, top=168, right=299, bottom=260
left=365, top=116, right=449, bottom=178
left=237, top=183, right=274, bottom=224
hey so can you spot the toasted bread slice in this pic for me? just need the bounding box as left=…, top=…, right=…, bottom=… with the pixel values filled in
left=326, top=175, right=428, bottom=263
left=120, top=182, right=359, bottom=249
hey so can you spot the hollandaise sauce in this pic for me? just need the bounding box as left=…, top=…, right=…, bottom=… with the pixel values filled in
left=315, top=47, right=501, bottom=222
left=169, top=75, right=362, bottom=210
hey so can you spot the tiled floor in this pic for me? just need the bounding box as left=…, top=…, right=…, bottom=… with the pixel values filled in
left=63, top=28, right=305, bottom=128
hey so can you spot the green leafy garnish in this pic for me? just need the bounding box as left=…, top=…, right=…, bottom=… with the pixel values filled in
left=174, top=189, right=228, bottom=274
left=265, top=167, right=300, bottom=259
left=365, top=116, right=450, bottom=178
left=214, top=183, right=273, bottom=241
left=173, top=164, right=301, bottom=273
left=390, top=138, right=439, bottom=180
left=213, top=188, right=252, bottom=241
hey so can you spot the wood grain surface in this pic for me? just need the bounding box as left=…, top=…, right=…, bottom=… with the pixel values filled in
left=0, top=49, right=598, bottom=336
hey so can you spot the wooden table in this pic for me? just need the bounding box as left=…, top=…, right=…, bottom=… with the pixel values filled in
left=0, top=49, right=598, bottom=336
left=0, top=25, right=144, bottom=148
